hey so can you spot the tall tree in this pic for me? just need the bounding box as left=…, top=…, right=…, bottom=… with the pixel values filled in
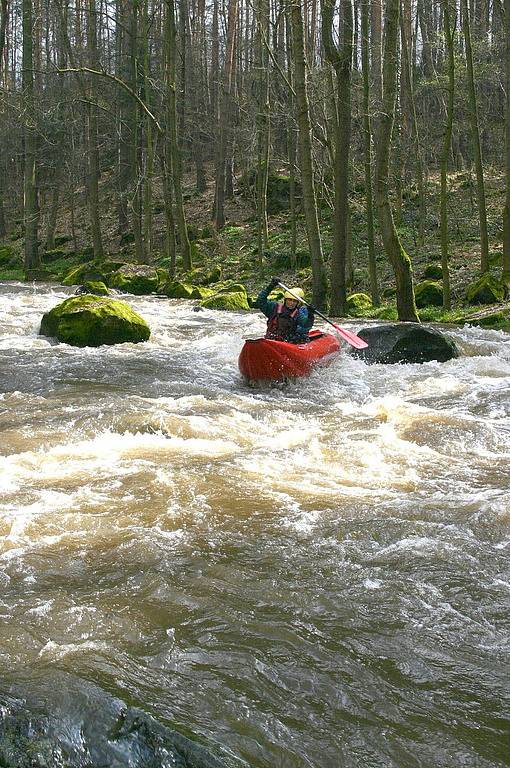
left=461, top=0, right=489, bottom=272
left=440, top=0, right=455, bottom=308
left=22, top=0, right=39, bottom=270
left=288, top=0, right=327, bottom=310
left=374, top=0, right=419, bottom=321
left=321, top=0, right=353, bottom=315
left=85, top=0, right=104, bottom=259
left=361, top=0, right=379, bottom=304
left=503, top=0, right=510, bottom=287
left=166, top=0, right=191, bottom=268
left=0, top=0, right=8, bottom=237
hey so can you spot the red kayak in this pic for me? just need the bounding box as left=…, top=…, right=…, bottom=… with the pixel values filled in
left=238, top=330, right=341, bottom=382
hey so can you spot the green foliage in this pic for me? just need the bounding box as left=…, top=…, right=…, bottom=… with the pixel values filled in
left=346, top=292, right=373, bottom=316
left=40, top=295, right=150, bottom=346
left=0, top=245, right=15, bottom=264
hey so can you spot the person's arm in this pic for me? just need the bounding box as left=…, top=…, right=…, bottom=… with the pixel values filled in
left=254, top=277, right=280, bottom=319
left=295, top=306, right=312, bottom=340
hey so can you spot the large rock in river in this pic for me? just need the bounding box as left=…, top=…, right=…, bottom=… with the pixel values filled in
left=352, top=323, right=458, bottom=364
left=109, top=264, right=159, bottom=295
left=40, top=295, right=150, bottom=347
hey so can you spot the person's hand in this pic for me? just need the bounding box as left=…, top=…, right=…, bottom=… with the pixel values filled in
left=268, top=276, right=281, bottom=289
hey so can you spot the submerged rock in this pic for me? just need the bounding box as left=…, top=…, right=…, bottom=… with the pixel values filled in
left=352, top=323, right=458, bottom=364
left=40, top=295, right=150, bottom=347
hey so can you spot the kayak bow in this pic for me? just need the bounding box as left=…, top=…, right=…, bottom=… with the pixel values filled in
left=238, top=330, right=340, bottom=381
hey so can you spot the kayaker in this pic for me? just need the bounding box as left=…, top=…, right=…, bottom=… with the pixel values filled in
left=255, top=277, right=314, bottom=343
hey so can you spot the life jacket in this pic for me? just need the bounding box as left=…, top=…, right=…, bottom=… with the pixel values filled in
left=265, top=303, right=300, bottom=341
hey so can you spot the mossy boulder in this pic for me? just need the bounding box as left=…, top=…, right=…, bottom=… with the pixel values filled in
left=109, top=264, right=159, bottom=295
left=465, top=273, right=505, bottom=305
left=81, top=281, right=109, bottom=296
left=159, top=280, right=195, bottom=299
left=61, top=261, right=107, bottom=286
left=352, top=323, right=458, bottom=364
left=40, top=295, right=150, bottom=347
left=423, top=262, right=443, bottom=280
left=201, top=292, right=250, bottom=311
left=346, top=292, right=372, bottom=315
left=242, top=169, right=301, bottom=215
left=183, top=265, right=222, bottom=285
left=190, top=285, right=214, bottom=300
left=415, top=280, right=443, bottom=308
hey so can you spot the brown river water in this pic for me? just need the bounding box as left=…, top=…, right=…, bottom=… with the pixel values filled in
left=0, top=283, right=509, bottom=767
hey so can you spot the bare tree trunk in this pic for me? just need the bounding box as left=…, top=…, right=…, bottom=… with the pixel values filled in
left=361, top=0, right=379, bottom=304
left=288, top=0, right=327, bottom=309
left=285, top=11, right=297, bottom=268
left=166, top=0, right=191, bottom=268
left=214, top=0, right=237, bottom=231
left=255, top=0, right=270, bottom=261
left=23, top=0, right=39, bottom=270
left=86, top=0, right=104, bottom=259
left=0, top=0, right=8, bottom=237
left=322, top=0, right=353, bottom=315
left=440, top=0, right=455, bottom=308
left=461, top=0, right=489, bottom=272
left=503, top=0, right=510, bottom=286
left=374, top=0, right=419, bottom=321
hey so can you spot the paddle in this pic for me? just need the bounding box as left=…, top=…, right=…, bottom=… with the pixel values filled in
left=276, top=281, right=369, bottom=350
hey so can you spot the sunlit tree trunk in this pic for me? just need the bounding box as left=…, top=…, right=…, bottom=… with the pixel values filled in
left=322, top=0, right=353, bottom=315
left=361, top=0, right=379, bottom=304
left=255, top=0, right=270, bottom=261
left=289, top=0, right=327, bottom=310
left=461, top=0, right=489, bottom=272
left=22, top=0, right=39, bottom=270
left=503, top=0, right=510, bottom=286
left=374, top=0, right=419, bottom=321
left=86, top=0, right=104, bottom=259
left=440, top=0, right=455, bottom=308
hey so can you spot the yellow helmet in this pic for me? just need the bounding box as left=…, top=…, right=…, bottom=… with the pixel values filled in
left=284, top=287, right=305, bottom=303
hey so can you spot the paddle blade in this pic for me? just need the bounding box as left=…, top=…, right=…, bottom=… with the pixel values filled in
left=330, top=323, right=368, bottom=349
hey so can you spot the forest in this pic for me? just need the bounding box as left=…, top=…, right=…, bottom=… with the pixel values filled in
left=0, top=0, right=509, bottom=322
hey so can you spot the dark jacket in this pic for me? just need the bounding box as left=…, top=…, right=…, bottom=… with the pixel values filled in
left=255, top=284, right=313, bottom=343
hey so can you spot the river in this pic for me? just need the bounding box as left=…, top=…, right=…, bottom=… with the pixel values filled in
left=0, top=283, right=509, bottom=768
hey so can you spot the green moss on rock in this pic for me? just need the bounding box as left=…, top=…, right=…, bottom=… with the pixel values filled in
left=159, top=280, right=195, bottom=299
left=109, top=264, right=159, bottom=295
left=415, top=280, right=443, bottom=308
left=61, top=262, right=107, bottom=286
left=82, top=281, right=109, bottom=296
left=346, top=292, right=372, bottom=315
left=40, top=295, right=150, bottom=347
left=423, top=263, right=443, bottom=280
left=201, top=291, right=250, bottom=311
left=465, top=274, right=505, bottom=305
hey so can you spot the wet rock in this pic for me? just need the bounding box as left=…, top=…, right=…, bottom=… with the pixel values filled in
left=40, top=295, right=150, bottom=347
left=415, top=280, right=443, bottom=308
left=0, top=680, right=237, bottom=768
left=159, top=279, right=195, bottom=299
left=109, top=264, right=159, bottom=295
left=465, top=273, right=506, bottom=305
left=75, top=280, right=109, bottom=296
left=201, top=283, right=250, bottom=311
left=352, top=323, right=458, bottom=364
